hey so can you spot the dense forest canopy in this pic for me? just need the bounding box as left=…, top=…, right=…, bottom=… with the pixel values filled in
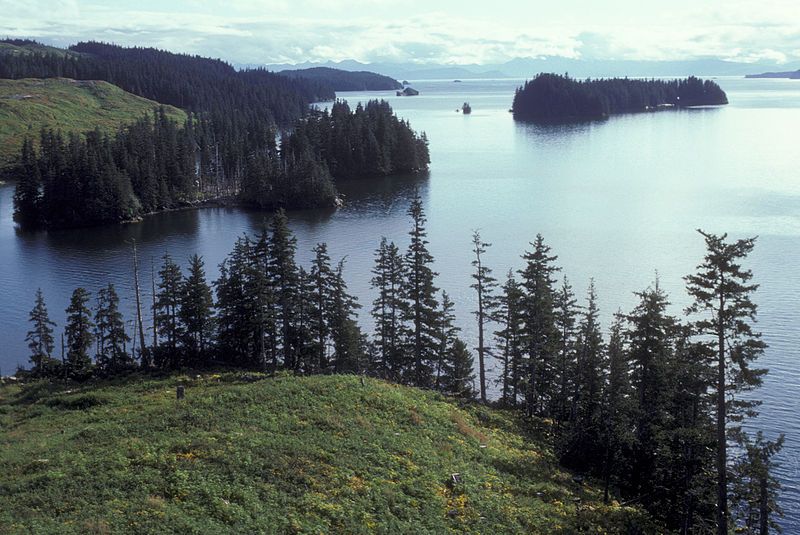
left=12, top=100, right=429, bottom=228
left=278, top=67, right=403, bottom=91
left=512, top=73, right=729, bottom=122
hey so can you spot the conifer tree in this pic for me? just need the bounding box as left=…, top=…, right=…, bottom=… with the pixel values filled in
left=94, top=283, right=131, bottom=373
left=434, top=291, right=459, bottom=390
left=685, top=231, right=767, bottom=535
left=495, top=270, right=524, bottom=405
left=561, top=281, right=605, bottom=471
left=471, top=230, right=497, bottom=402
left=26, top=288, right=56, bottom=376
left=518, top=234, right=560, bottom=417
left=64, top=287, right=94, bottom=379
left=180, top=255, right=214, bottom=359
left=329, top=259, right=365, bottom=374
left=310, top=243, right=335, bottom=373
left=601, top=313, right=633, bottom=503
left=625, top=280, right=677, bottom=508
left=447, top=339, right=476, bottom=399
left=155, top=253, right=184, bottom=365
left=370, top=238, right=407, bottom=380
left=553, top=276, right=578, bottom=421
left=13, top=138, right=43, bottom=227
left=267, top=209, right=300, bottom=369
left=402, top=193, right=439, bottom=387
left=730, top=431, right=784, bottom=534
left=435, top=292, right=475, bottom=398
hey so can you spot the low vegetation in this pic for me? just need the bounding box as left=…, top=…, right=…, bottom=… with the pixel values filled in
left=0, top=373, right=654, bottom=534
left=0, top=78, right=185, bottom=166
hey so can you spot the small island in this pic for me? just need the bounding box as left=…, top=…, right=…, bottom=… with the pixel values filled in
left=512, top=73, right=728, bottom=123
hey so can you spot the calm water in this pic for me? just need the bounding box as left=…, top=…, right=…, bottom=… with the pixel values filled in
left=1, top=77, right=799, bottom=525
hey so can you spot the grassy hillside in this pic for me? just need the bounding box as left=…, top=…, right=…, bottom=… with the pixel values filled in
left=0, top=78, right=186, bottom=167
left=0, top=374, right=655, bottom=534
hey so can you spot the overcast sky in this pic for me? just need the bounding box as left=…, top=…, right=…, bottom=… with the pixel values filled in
left=1, top=0, right=798, bottom=65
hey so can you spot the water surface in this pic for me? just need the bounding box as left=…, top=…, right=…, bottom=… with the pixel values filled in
left=1, top=76, right=799, bottom=525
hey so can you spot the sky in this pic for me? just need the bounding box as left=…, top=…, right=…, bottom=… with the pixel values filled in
left=1, top=0, right=799, bottom=66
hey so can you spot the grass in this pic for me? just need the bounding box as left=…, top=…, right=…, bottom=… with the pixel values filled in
left=0, top=78, right=186, bottom=167
left=0, top=373, right=657, bottom=534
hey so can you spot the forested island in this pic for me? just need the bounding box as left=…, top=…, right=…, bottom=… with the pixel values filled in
left=512, top=73, right=729, bottom=122
left=1, top=40, right=429, bottom=229
left=277, top=66, right=403, bottom=91
left=9, top=198, right=784, bottom=533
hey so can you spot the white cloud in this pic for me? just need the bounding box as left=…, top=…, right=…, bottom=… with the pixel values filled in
left=0, top=0, right=798, bottom=65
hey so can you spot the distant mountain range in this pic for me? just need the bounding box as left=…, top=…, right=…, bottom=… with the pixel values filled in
left=263, top=57, right=800, bottom=81
left=745, top=70, right=800, bottom=79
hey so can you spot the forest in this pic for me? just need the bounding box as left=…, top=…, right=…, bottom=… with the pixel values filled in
left=277, top=67, right=403, bottom=91
left=512, top=73, right=729, bottom=122
left=11, top=99, right=429, bottom=228
left=3, top=40, right=429, bottom=228
left=20, top=196, right=783, bottom=533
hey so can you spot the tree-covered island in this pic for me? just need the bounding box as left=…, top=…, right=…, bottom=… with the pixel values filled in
left=512, top=73, right=728, bottom=122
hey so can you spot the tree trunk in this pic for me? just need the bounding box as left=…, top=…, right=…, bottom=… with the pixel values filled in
left=716, top=294, right=728, bottom=535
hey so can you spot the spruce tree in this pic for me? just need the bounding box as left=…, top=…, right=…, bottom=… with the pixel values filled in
left=370, top=238, right=407, bottom=380
left=562, top=281, right=605, bottom=472
left=94, top=283, right=131, bottom=374
left=64, top=287, right=94, bottom=379
left=434, top=291, right=459, bottom=391
left=435, top=291, right=475, bottom=398
left=601, top=313, right=633, bottom=503
left=685, top=231, right=767, bottom=535
left=518, top=234, right=560, bottom=417
left=310, top=243, right=335, bottom=373
left=26, top=288, right=56, bottom=376
left=329, top=259, right=365, bottom=374
left=471, top=230, right=497, bottom=402
left=13, top=138, right=43, bottom=227
left=180, top=255, right=214, bottom=360
left=402, top=193, right=439, bottom=388
left=553, top=276, right=578, bottom=422
left=625, top=280, right=677, bottom=509
left=267, top=209, right=300, bottom=369
left=155, top=253, right=184, bottom=365
left=730, top=431, right=784, bottom=534
left=494, top=270, right=524, bottom=406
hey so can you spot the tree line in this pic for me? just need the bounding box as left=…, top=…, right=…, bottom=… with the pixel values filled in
left=512, top=73, right=729, bottom=122
left=21, top=197, right=782, bottom=533
left=12, top=100, right=429, bottom=228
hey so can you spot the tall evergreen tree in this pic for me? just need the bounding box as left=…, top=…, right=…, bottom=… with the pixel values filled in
left=495, top=270, right=524, bottom=406
left=518, top=234, right=560, bottom=417
left=685, top=231, right=767, bottom=535
left=402, top=193, right=439, bottom=387
left=94, top=283, right=132, bottom=373
left=329, top=259, right=365, bottom=374
left=154, top=253, right=184, bottom=365
left=601, top=313, right=633, bottom=503
left=471, top=230, right=497, bottom=402
left=553, top=276, right=579, bottom=422
left=370, top=237, right=407, bottom=380
left=625, top=280, right=678, bottom=509
left=180, top=255, right=214, bottom=359
left=435, top=291, right=475, bottom=398
left=64, top=287, right=94, bottom=379
left=310, top=243, right=335, bottom=373
left=26, top=288, right=56, bottom=376
left=266, top=209, right=300, bottom=370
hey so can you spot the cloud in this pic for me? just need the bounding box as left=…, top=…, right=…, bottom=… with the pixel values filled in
left=0, top=0, right=798, bottom=65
